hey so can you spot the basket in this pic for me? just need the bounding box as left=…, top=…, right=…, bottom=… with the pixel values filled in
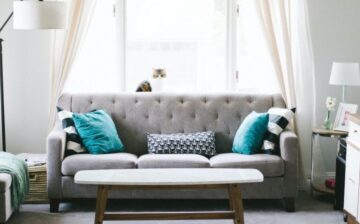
left=25, top=165, right=48, bottom=203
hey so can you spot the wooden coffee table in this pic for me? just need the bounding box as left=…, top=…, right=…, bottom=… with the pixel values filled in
left=75, top=168, right=263, bottom=224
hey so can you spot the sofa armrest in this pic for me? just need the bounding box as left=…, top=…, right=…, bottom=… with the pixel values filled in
left=279, top=130, right=299, bottom=197
left=46, top=121, right=66, bottom=199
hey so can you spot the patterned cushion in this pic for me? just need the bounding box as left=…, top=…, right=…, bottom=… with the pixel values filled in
left=262, top=107, right=296, bottom=154
left=147, top=131, right=216, bottom=156
left=57, top=107, right=87, bottom=159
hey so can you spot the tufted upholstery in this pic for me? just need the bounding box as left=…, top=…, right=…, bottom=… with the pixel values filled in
left=58, top=93, right=285, bottom=156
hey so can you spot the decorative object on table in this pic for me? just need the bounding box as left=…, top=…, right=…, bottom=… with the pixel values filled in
left=147, top=131, right=216, bottom=157
left=57, top=107, right=86, bottom=159
left=262, top=107, right=296, bottom=155
left=151, top=68, right=167, bottom=92
left=333, top=103, right=358, bottom=132
left=0, top=0, right=67, bottom=152
left=0, top=152, right=29, bottom=209
left=323, top=96, right=336, bottom=130
left=136, top=80, right=152, bottom=92
left=329, top=62, right=360, bottom=102
left=17, top=153, right=46, bottom=167
left=325, top=178, right=336, bottom=190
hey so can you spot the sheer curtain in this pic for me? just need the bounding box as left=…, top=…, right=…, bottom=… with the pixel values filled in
left=49, top=0, right=97, bottom=128
left=255, top=0, right=316, bottom=184
left=255, top=0, right=296, bottom=108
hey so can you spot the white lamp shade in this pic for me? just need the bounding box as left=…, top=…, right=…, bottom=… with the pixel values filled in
left=13, top=1, right=67, bottom=30
left=329, top=62, right=360, bottom=86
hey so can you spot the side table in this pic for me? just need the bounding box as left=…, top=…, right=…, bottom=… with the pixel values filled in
left=310, top=128, right=348, bottom=196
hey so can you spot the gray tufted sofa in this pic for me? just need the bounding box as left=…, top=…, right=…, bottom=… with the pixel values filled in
left=47, top=93, right=299, bottom=212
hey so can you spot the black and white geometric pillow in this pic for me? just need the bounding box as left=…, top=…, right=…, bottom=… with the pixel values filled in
left=57, top=107, right=87, bottom=159
left=147, top=131, right=216, bottom=157
left=262, top=107, right=296, bottom=155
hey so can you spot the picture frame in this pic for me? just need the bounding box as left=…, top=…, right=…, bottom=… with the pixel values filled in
left=333, top=103, right=358, bottom=132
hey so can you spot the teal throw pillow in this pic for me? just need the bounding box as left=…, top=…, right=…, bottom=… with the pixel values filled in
left=232, top=111, right=269, bottom=155
left=72, top=110, right=124, bottom=154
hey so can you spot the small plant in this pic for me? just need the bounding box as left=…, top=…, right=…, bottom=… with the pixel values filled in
left=323, top=97, right=336, bottom=130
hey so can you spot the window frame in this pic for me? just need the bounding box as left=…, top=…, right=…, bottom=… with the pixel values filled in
left=115, top=0, right=239, bottom=92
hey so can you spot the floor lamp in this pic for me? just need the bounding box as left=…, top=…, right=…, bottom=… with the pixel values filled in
left=0, top=0, right=67, bottom=152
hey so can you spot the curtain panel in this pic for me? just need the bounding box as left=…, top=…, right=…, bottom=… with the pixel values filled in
left=255, top=0, right=316, bottom=183
left=49, top=0, right=97, bottom=129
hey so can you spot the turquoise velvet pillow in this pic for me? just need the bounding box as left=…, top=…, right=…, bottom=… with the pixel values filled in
left=232, top=111, right=269, bottom=155
left=72, top=110, right=124, bottom=154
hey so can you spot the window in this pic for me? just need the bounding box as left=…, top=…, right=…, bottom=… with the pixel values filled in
left=125, top=0, right=227, bottom=92
left=64, top=0, right=280, bottom=94
left=64, top=0, right=120, bottom=93
left=236, top=0, right=279, bottom=93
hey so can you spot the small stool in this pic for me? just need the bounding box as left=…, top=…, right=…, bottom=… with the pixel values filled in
left=0, top=173, right=13, bottom=224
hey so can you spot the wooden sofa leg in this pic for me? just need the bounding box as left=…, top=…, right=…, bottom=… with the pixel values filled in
left=283, top=197, right=295, bottom=212
left=50, top=199, right=60, bottom=213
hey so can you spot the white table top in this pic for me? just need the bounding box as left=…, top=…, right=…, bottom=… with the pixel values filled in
left=74, top=168, right=264, bottom=186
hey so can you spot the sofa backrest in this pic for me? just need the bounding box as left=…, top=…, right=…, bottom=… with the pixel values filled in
left=58, top=93, right=285, bottom=156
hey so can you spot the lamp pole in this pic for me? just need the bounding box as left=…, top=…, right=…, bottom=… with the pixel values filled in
left=0, top=11, right=14, bottom=152
left=0, top=39, right=6, bottom=152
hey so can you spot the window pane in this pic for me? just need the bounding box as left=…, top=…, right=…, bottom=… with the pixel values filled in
left=236, top=0, right=280, bottom=94
left=63, top=0, right=121, bottom=93
left=125, top=0, right=227, bottom=92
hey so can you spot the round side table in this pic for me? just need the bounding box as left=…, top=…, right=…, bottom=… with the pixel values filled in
left=310, top=128, right=348, bottom=196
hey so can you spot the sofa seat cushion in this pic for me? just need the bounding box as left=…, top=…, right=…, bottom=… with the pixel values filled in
left=137, top=154, right=210, bottom=168
left=210, top=153, right=284, bottom=177
left=61, top=153, right=137, bottom=176
left=0, top=173, right=11, bottom=193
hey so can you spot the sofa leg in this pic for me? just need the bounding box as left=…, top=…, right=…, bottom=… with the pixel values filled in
left=283, top=197, right=295, bottom=212
left=50, top=199, right=60, bottom=213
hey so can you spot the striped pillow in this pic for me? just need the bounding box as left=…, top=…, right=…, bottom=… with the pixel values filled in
left=262, top=107, right=296, bottom=155
left=57, top=107, right=87, bottom=159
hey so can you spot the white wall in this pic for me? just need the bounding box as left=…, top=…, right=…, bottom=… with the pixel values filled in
left=0, top=0, right=52, bottom=154
left=307, top=0, right=360, bottom=177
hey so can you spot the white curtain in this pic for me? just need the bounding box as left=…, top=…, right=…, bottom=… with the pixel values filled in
left=255, top=0, right=317, bottom=185
left=255, top=0, right=296, bottom=108
left=49, top=0, right=97, bottom=128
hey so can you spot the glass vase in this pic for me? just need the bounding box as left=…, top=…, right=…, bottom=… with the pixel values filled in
left=323, top=110, right=332, bottom=130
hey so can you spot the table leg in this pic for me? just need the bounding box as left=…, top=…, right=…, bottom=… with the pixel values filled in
left=228, top=184, right=244, bottom=224
left=95, top=185, right=109, bottom=224
left=310, top=133, right=314, bottom=197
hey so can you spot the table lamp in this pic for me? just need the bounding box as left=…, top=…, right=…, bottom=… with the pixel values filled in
left=0, top=0, right=67, bottom=152
left=329, top=62, right=360, bottom=102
